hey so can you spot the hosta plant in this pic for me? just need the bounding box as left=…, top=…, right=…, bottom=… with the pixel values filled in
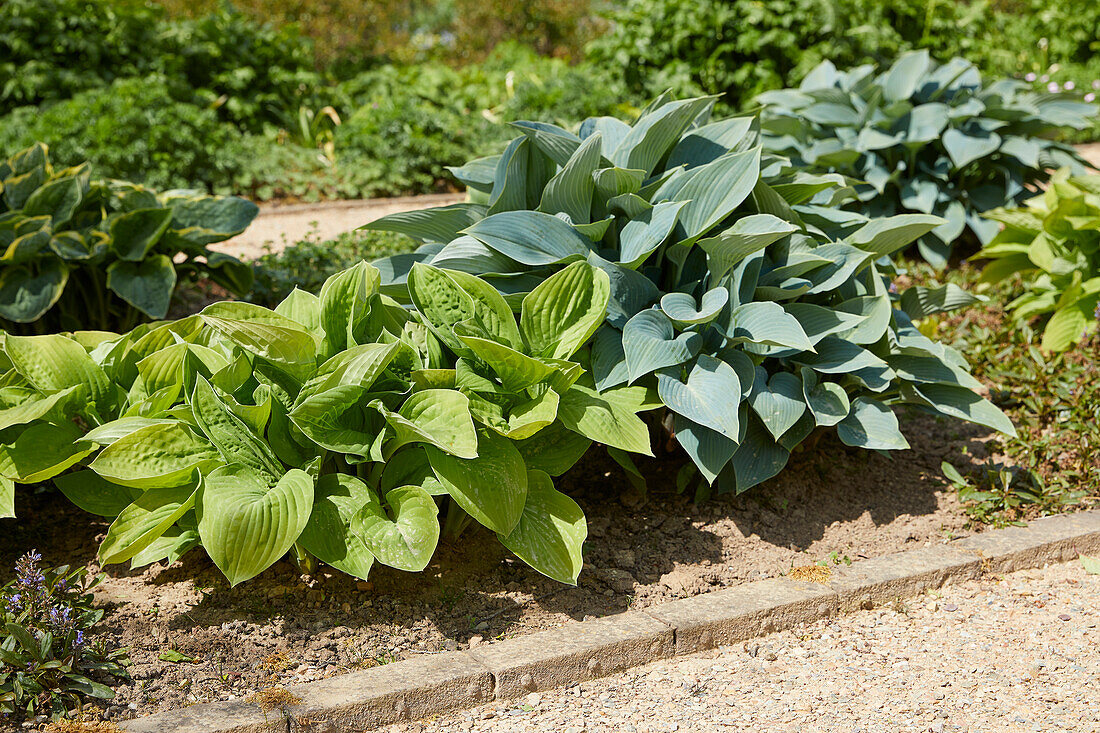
left=367, top=94, right=1016, bottom=496
left=0, top=260, right=647, bottom=587
left=0, top=143, right=256, bottom=333
left=976, top=168, right=1100, bottom=351
left=757, top=51, right=1097, bottom=266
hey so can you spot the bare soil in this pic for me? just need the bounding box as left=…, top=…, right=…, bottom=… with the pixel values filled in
left=2, top=412, right=1004, bottom=725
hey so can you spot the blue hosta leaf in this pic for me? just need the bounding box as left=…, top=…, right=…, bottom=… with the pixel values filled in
left=579, top=116, right=632, bottom=158
left=793, top=336, right=887, bottom=373
left=362, top=203, right=486, bottom=244
left=673, top=147, right=763, bottom=244
left=656, top=354, right=742, bottom=441
left=464, top=210, right=591, bottom=266
left=672, top=413, right=738, bottom=485
left=782, top=303, right=866, bottom=345
left=722, top=414, right=790, bottom=493
left=837, top=397, right=909, bottom=450
left=727, top=302, right=815, bottom=351
left=908, top=383, right=1016, bottom=437
left=512, top=120, right=583, bottom=166
left=748, top=370, right=807, bottom=441
left=498, top=469, right=587, bottom=585
left=697, top=214, right=800, bottom=282
left=848, top=214, right=944, bottom=256
left=611, top=97, right=715, bottom=176
left=899, top=283, right=983, bottom=319
left=660, top=287, right=728, bottom=326
left=942, top=127, right=1002, bottom=169
left=587, top=252, right=661, bottom=329
left=591, top=325, right=629, bottom=391
left=622, top=309, right=702, bottom=382
left=667, top=116, right=756, bottom=170
left=882, top=50, right=931, bottom=102
left=800, top=368, right=850, bottom=427
left=619, top=201, right=689, bottom=268
left=539, top=133, right=601, bottom=224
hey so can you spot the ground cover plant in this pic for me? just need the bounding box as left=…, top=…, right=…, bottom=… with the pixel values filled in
left=367, top=95, right=1015, bottom=497
left=0, top=551, right=129, bottom=723
left=975, top=168, right=1100, bottom=351
left=757, top=51, right=1097, bottom=266
left=0, top=144, right=257, bottom=333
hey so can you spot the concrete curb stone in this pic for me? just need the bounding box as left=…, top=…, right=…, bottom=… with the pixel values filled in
left=121, top=510, right=1100, bottom=733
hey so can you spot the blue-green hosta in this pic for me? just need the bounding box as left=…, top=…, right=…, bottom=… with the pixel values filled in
left=757, top=51, right=1097, bottom=267
left=0, top=143, right=256, bottom=334
left=976, top=168, right=1100, bottom=351
left=367, top=94, right=1017, bottom=496
left=0, top=260, right=642, bottom=586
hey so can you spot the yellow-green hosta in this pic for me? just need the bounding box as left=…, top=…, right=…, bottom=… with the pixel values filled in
left=977, top=169, right=1100, bottom=351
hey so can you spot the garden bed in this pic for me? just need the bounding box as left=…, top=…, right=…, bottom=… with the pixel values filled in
left=2, top=413, right=1000, bottom=724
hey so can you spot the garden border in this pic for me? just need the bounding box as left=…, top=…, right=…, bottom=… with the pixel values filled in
left=122, top=510, right=1100, bottom=733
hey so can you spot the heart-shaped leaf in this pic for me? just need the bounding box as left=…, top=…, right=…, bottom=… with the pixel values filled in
left=498, top=470, right=587, bottom=585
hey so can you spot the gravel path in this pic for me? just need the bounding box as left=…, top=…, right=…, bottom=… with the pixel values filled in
left=383, top=560, right=1099, bottom=733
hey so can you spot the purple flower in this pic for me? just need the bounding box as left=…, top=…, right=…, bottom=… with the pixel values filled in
left=1086, top=93, right=1096, bottom=103
left=1093, top=80, right=1100, bottom=90
left=1040, top=74, right=1050, bottom=83
left=75, top=631, right=85, bottom=646
left=1025, top=73, right=1037, bottom=82
left=1048, top=82, right=1060, bottom=93
left=889, top=282, right=899, bottom=294
left=1064, top=81, right=1076, bottom=91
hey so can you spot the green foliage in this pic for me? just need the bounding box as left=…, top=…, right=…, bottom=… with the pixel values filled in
left=976, top=169, right=1100, bottom=351
left=249, top=228, right=417, bottom=308
left=368, top=96, right=1015, bottom=495
left=0, top=0, right=318, bottom=132
left=758, top=52, right=1097, bottom=267
left=918, top=262, right=1097, bottom=524
left=0, top=143, right=256, bottom=333
left=1, top=552, right=129, bottom=722
left=0, top=260, right=632, bottom=587
left=0, top=78, right=243, bottom=193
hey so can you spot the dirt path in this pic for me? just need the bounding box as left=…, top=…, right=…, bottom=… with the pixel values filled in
left=209, top=193, right=465, bottom=261
left=385, top=559, right=1099, bottom=732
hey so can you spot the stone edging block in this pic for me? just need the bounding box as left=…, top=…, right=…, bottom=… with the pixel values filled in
left=121, top=510, right=1100, bottom=733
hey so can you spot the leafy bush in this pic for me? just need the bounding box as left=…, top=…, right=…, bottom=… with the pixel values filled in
left=758, top=52, right=1097, bottom=266
left=0, top=260, right=631, bottom=587
left=367, top=95, right=1015, bottom=495
left=586, top=0, right=1012, bottom=111
left=249, top=228, right=416, bottom=307
left=0, top=78, right=243, bottom=192
left=1, top=552, right=128, bottom=722
left=975, top=168, right=1100, bottom=351
left=0, top=143, right=256, bottom=333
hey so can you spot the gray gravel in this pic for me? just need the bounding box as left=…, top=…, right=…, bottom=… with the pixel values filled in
left=382, top=560, right=1100, bottom=732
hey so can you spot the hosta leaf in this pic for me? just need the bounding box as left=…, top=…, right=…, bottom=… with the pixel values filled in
left=794, top=337, right=886, bottom=373
left=520, top=260, right=610, bottom=360
left=942, top=127, right=1002, bottom=169
left=190, top=377, right=282, bottom=482
left=673, top=147, right=762, bottom=243
left=801, top=370, right=851, bottom=427
left=289, top=385, right=378, bottom=457
left=455, top=329, right=556, bottom=392
left=539, top=133, right=601, bottom=223
left=427, top=429, right=528, bottom=535
left=656, top=355, right=741, bottom=441
left=0, top=384, right=80, bottom=431
left=848, top=214, right=944, bottom=256
left=0, top=260, right=68, bottom=323
left=748, top=370, right=806, bottom=441
left=1041, top=303, right=1089, bottom=352
left=464, top=210, right=591, bottom=266
left=660, top=287, right=728, bottom=326
left=361, top=203, right=486, bottom=244
left=129, top=525, right=201, bottom=569
left=352, top=485, right=439, bottom=572
left=380, top=389, right=478, bottom=459
left=837, top=397, right=909, bottom=450
left=611, top=97, right=714, bottom=175
left=106, top=255, right=177, bottom=320
left=89, top=422, right=221, bottom=489
left=557, top=384, right=654, bottom=456
left=407, top=263, right=521, bottom=354
left=727, top=302, right=814, bottom=351
left=0, top=421, right=94, bottom=483
left=498, top=469, right=587, bottom=585
left=23, top=175, right=82, bottom=227
left=99, top=485, right=198, bottom=565
left=882, top=50, right=931, bottom=101
left=697, top=214, right=798, bottom=281
left=200, top=303, right=318, bottom=382
left=724, top=414, right=790, bottom=493
left=899, top=284, right=983, bottom=319
left=514, top=421, right=592, bottom=476
left=109, top=208, right=173, bottom=261
left=298, top=473, right=377, bottom=580
left=3, top=334, right=111, bottom=412
left=619, top=201, right=688, bottom=268
left=909, top=383, right=1017, bottom=436
left=318, top=261, right=380, bottom=356
left=198, top=465, right=315, bottom=586
left=673, top=413, right=738, bottom=484
left=622, top=309, right=701, bottom=383
left=55, top=470, right=141, bottom=517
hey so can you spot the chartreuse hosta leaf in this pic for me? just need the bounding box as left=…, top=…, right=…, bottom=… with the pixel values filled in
left=99, top=484, right=198, bottom=565
left=377, top=388, right=478, bottom=459
left=498, top=470, right=586, bottom=585
left=352, top=484, right=439, bottom=572
left=298, top=473, right=377, bottom=581
left=427, top=429, right=528, bottom=535
left=4, top=334, right=115, bottom=412
left=520, top=261, right=610, bottom=360
left=197, top=464, right=315, bottom=586
left=1, top=476, right=13, bottom=519
left=89, top=422, right=222, bottom=489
